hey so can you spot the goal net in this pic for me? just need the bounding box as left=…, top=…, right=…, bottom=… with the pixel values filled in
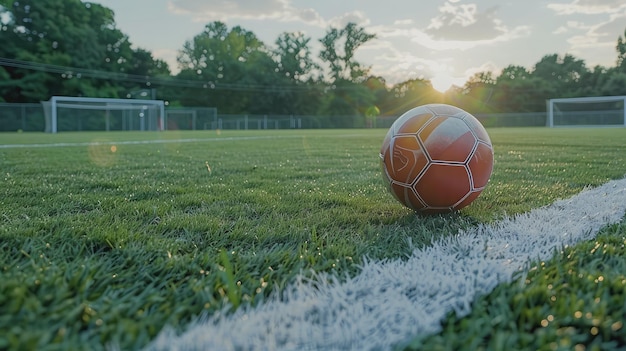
left=547, top=95, right=626, bottom=127
left=42, top=96, right=165, bottom=133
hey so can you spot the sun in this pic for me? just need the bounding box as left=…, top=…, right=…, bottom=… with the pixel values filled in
left=430, top=74, right=456, bottom=93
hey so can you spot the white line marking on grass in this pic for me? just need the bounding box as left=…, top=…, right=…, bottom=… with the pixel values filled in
left=0, top=133, right=372, bottom=149
left=148, top=179, right=626, bottom=351
left=0, top=135, right=299, bottom=149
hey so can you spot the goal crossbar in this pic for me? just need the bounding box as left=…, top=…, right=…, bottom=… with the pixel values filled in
left=547, top=95, right=626, bottom=127
left=44, top=96, right=166, bottom=133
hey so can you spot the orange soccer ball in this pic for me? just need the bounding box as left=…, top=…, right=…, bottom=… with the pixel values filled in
left=380, top=104, right=494, bottom=214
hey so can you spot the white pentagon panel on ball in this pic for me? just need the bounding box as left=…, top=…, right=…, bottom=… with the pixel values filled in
left=418, top=115, right=478, bottom=164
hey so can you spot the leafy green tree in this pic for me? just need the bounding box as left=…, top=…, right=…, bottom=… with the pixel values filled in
left=362, top=75, right=389, bottom=124
left=531, top=54, right=588, bottom=98
left=120, top=48, right=171, bottom=100
left=0, top=66, right=8, bottom=102
left=318, top=23, right=376, bottom=125
left=460, top=71, right=497, bottom=113
left=274, top=31, right=318, bottom=82
left=385, top=78, right=439, bottom=115
left=322, top=81, right=379, bottom=127
left=577, top=65, right=610, bottom=97
left=0, top=0, right=167, bottom=102
left=176, top=21, right=276, bottom=113
left=616, top=27, right=626, bottom=72
left=271, top=31, right=322, bottom=115
left=498, top=65, right=531, bottom=82
left=600, top=71, right=626, bottom=96
left=319, top=22, right=375, bottom=83
left=491, top=65, right=545, bottom=112
left=126, top=48, right=170, bottom=78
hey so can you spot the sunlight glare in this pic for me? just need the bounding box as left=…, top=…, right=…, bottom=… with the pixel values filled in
left=430, top=74, right=456, bottom=93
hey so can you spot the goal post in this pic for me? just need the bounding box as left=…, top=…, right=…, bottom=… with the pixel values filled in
left=42, top=96, right=166, bottom=133
left=547, top=95, right=626, bottom=128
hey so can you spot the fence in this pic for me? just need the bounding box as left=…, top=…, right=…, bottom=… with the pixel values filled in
left=0, top=102, right=549, bottom=132
left=376, top=112, right=547, bottom=129
left=0, top=103, right=45, bottom=132
left=474, top=112, right=547, bottom=128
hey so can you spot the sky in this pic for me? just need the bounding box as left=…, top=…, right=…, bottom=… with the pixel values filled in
left=95, top=0, right=626, bottom=90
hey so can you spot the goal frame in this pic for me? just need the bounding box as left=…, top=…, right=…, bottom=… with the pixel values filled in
left=43, top=96, right=166, bottom=133
left=165, top=109, right=198, bottom=130
left=547, top=95, right=626, bottom=128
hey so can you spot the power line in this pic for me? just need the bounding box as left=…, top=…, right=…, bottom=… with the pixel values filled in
left=0, top=57, right=332, bottom=93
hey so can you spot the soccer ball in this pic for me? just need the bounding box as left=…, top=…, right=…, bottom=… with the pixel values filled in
left=380, top=104, right=494, bottom=214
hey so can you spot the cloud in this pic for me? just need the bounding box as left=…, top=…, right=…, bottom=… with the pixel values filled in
left=366, top=40, right=477, bottom=86
left=593, top=12, right=626, bottom=37
left=168, top=0, right=287, bottom=18
left=551, top=12, right=626, bottom=46
left=463, top=61, right=502, bottom=79
left=168, top=0, right=324, bottom=25
left=376, top=47, right=505, bottom=87
left=393, top=19, right=413, bottom=26
left=296, top=8, right=324, bottom=26
left=426, top=2, right=510, bottom=41
left=566, top=13, right=626, bottom=48
left=553, top=20, right=587, bottom=34
left=548, top=0, right=626, bottom=15
left=364, top=2, right=533, bottom=85
left=326, top=11, right=370, bottom=29
left=375, top=22, right=530, bottom=52
left=371, top=1, right=530, bottom=52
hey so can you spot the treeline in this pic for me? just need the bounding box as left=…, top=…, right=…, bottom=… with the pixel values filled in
left=1, top=0, right=626, bottom=127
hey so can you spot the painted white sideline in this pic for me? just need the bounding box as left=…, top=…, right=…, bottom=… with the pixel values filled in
left=0, top=135, right=294, bottom=149
left=147, top=178, right=626, bottom=351
left=0, top=133, right=366, bottom=149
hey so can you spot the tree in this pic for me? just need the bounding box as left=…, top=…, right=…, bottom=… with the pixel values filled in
left=318, top=23, right=376, bottom=124
left=274, top=31, right=318, bottom=83
left=600, top=71, right=626, bottom=96
left=616, top=27, right=626, bottom=72
left=531, top=54, right=588, bottom=98
left=577, top=65, right=610, bottom=97
left=127, top=48, right=170, bottom=78
left=119, top=48, right=170, bottom=100
left=497, top=65, right=531, bottom=82
left=460, top=71, right=496, bottom=113
left=176, top=21, right=275, bottom=113
left=0, top=0, right=166, bottom=102
left=491, top=65, right=541, bottom=112
left=385, top=78, right=439, bottom=115
left=363, top=75, right=389, bottom=125
left=319, top=22, right=375, bottom=83
left=271, top=31, right=322, bottom=115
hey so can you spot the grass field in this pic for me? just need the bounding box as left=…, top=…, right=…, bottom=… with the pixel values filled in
left=1, top=128, right=626, bottom=350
